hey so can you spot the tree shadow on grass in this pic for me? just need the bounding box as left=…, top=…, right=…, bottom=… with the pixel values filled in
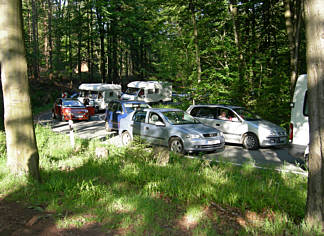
left=0, top=145, right=309, bottom=235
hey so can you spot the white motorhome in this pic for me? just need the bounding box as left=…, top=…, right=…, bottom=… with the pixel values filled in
left=289, top=74, right=309, bottom=160
left=121, top=81, right=172, bottom=104
left=78, top=83, right=121, bottom=111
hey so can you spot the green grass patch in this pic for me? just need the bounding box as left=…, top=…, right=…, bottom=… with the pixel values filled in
left=0, top=126, right=319, bottom=235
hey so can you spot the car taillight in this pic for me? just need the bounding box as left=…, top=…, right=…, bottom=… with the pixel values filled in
left=289, top=123, right=293, bottom=142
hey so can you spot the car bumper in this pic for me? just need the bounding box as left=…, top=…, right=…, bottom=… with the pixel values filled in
left=260, top=136, right=287, bottom=147
left=184, top=137, right=226, bottom=153
left=65, top=113, right=90, bottom=121
left=288, top=143, right=307, bottom=159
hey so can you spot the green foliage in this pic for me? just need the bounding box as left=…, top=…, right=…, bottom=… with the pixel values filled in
left=22, top=0, right=302, bottom=127
left=0, top=125, right=315, bottom=234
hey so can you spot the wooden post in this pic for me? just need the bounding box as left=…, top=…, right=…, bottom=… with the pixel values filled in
left=69, top=120, right=75, bottom=148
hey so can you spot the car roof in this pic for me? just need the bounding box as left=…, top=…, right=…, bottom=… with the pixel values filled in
left=120, top=100, right=148, bottom=104
left=59, top=98, right=80, bottom=101
left=142, top=108, right=183, bottom=112
left=109, top=100, right=147, bottom=104
left=189, top=104, right=242, bottom=109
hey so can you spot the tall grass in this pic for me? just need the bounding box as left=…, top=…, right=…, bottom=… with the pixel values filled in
left=0, top=125, right=319, bottom=235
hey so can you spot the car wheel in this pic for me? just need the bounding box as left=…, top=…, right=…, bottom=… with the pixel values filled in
left=105, top=121, right=112, bottom=132
left=243, top=133, right=259, bottom=150
left=169, top=137, right=184, bottom=154
left=121, top=131, right=132, bottom=146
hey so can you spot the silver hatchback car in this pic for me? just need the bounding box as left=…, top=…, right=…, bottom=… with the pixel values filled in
left=119, top=108, right=225, bottom=154
left=186, top=105, right=287, bottom=150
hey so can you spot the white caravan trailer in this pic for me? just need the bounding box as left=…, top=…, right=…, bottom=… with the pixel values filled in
left=121, top=81, right=172, bottom=104
left=78, top=83, right=121, bottom=111
left=288, top=74, right=309, bottom=160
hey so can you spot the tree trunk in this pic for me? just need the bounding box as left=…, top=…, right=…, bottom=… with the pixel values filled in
left=189, top=0, right=201, bottom=84
left=305, top=0, right=324, bottom=227
left=0, top=0, right=41, bottom=181
left=31, top=0, right=39, bottom=80
left=96, top=8, right=106, bottom=83
left=284, top=0, right=303, bottom=95
left=47, top=0, right=53, bottom=78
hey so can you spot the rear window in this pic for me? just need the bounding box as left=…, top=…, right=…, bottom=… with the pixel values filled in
left=133, top=111, right=147, bottom=123
left=63, top=100, right=84, bottom=107
left=124, top=103, right=150, bottom=113
left=190, top=107, right=215, bottom=119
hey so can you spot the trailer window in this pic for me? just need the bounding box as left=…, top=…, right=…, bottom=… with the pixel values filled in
left=148, top=89, right=154, bottom=94
left=155, top=89, right=160, bottom=94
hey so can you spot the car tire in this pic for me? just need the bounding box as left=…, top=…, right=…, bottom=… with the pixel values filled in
left=121, top=131, right=132, bottom=146
left=169, top=137, right=185, bottom=154
left=105, top=121, right=112, bottom=132
left=61, top=115, right=66, bottom=122
left=243, top=133, right=259, bottom=150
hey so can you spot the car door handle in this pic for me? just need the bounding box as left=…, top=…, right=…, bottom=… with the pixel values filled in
left=215, top=124, right=220, bottom=126
left=145, top=127, right=149, bottom=130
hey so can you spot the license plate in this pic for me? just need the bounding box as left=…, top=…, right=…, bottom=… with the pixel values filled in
left=279, top=138, right=286, bottom=143
left=207, top=140, right=220, bottom=145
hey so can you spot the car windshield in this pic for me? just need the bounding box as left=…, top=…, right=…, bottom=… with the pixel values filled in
left=162, top=111, right=200, bottom=125
left=63, top=100, right=84, bottom=107
left=125, top=87, right=140, bottom=95
left=80, top=90, right=99, bottom=99
left=233, top=108, right=261, bottom=121
left=124, top=103, right=150, bottom=113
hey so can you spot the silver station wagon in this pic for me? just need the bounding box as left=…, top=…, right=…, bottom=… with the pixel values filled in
left=186, top=105, right=287, bottom=150
left=119, top=108, right=225, bottom=154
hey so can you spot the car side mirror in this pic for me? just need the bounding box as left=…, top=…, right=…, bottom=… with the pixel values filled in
left=155, top=121, right=165, bottom=127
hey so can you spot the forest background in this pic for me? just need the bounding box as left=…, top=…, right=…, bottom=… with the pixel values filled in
left=0, top=0, right=305, bottom=129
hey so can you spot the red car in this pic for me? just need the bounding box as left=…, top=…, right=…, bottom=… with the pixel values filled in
left=52, top=98, right=91, bottom=121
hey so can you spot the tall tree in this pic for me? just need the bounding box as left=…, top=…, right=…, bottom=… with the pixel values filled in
left=284, top=0, right=303, bottom=93
left=0, top=0, right=41, bottom=181
left=304, top=0, right=324, bottom=227
left=189, top=0, right=201, bottom=84
left=31, top=0, right=39, bottom=79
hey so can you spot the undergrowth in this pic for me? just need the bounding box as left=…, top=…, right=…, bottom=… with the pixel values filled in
left=0, top=125, right=320, bottom=235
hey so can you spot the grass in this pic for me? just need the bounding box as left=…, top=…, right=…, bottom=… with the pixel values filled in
left=0, top=125, right=320, bottom=235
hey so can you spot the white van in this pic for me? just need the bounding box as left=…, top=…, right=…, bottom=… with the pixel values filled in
left=121, top=81, right=172, bottom=104
left=289, top=74, right=309, bottom=160
left=78, top=83, right=122, bottom=111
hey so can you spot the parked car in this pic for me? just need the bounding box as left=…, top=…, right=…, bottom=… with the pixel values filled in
left=104, top=100, right=151, bottom=132
left=288, top=74, right=309, bottom=161
left=52, top=98, right=91, bottom=121
left=119, top=108, right=225, bottom=154
left=186, top=104, right=287, bottom=150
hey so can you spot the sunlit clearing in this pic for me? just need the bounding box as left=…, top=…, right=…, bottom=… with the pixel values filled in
left=179, top=206, right=205, bottom=229
left=111, top=198, right=135, bottom=213
left=57, top=213, right=95, bottom=229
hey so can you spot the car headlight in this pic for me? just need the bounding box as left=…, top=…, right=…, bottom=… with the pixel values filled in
left=268, top=130, right=278, bottom=136
left=185, top=134, right=201, bottom=139
left=65, top=110, right=71, bottom=114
